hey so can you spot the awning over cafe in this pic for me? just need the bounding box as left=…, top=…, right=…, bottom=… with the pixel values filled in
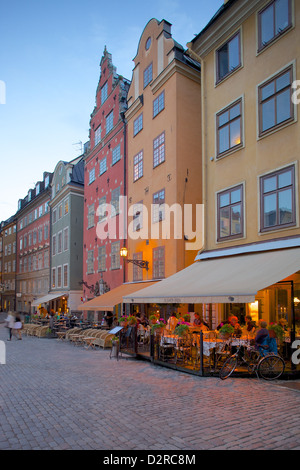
left=77, top=281, right=159, bottom=311
left=122, top=247, right=300, bottom=304
left=32, top=292, right=68, bottom=307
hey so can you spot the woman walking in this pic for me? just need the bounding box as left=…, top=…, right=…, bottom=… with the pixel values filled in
left=14, top=315, right=23, bottom=340
left=5, top=311, right=15, bottom=341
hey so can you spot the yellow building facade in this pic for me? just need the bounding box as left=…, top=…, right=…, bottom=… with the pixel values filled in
left=190, top=0, right=300, bottom=332
left=125, top=19, right=202, bottom=291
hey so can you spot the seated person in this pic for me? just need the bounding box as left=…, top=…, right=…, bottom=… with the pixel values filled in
left=193, top=313, right=209, bottom=331
left=255, top=320, right=277, bottom=356
left=166, top=313, right=178, bottom=331
left=244, top=314, right=256, bottom=333
left=229, top=315, right=243, bottom=337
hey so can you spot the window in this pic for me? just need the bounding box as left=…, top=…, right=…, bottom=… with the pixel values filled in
left=133, top=114, right=143, bottom=136
left=260, top=165, right=295, bottom=232
left=98, top=246, right=106, bottom=272
left=111, top=187, right=120, bottom=216
left=112, top=144, right=121, bottom=165
left=99, top=156, right=107, bottom=175
left=216, top=31, right=241, bottom=82
left=57, top=266, right=62, bottom=288
left=258, top=0, right=292, bottom=51
left=153, top=132, right=165, bottom=168
left=52, top=234, right=56, bottom=256
left=52, top=209, right=57, bottom=224
left=133, top=201, right=143, bottom=231
left=133, top=252, right=143, bottom=281
left=58, top=231, right=62, bottom=253
left=44, top=224, right=49, bottom=240
left=133, top=151, right=143, bottom=181
left=106, top=111, right=113, bottom=134
left=153, top=246, right=165, bottom=279
left=152, top=189, right=165, bottom=223
left=87, top=250, right=94, bottom=274
left=88, top=204, right=95, bottom=229
left=52, top=268, right=56, bottom=288
left=111, top=241, right=120, bottom=270
left=217, top=184, right=244, bottom=241
left=64, top=198, right=69, bottom=215
left=89, top=167, right=95, bottom=184
left=144, top=63, right=153, bottom=88
left=63, top=227, right=69, bottom=251
left=153, top=91, right=165, bottom=118
left=98, top=196, right=107, bottom=223
left=63, top=264, right=68, bottom=287
left=95, top=125, right=101, bottom=146
left=58, top=204, right=62, bottom=219
left=258, top=66, right=293, bottom=136
left=101, top=82, right=108, bottom=104
left=217, top=99, right=242, bottom=156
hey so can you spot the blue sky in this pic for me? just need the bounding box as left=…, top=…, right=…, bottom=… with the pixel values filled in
left=0, top=0, right=223, bottom=222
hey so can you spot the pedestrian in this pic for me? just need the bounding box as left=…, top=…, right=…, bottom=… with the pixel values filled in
left=5, top=311, right=15, bottom=341
left=14, top=314, right=23, bottom=340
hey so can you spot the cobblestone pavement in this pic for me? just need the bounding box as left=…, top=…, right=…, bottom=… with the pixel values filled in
left=0, top=324, right=300, bottom=451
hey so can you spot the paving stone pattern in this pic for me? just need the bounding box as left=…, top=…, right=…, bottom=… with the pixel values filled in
left=0, top=324, right=300, bottom=450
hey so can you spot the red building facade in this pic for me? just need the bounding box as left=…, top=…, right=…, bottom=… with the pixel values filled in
left=82, top=48, right=130, bottom=309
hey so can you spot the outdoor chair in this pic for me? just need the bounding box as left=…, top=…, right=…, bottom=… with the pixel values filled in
left=72, top=329, right=95, bottom=346
left=65, top=327, right=81, bottom=341
left=91, top=331, right=113, bottom=349
left=35, top=326, right=49, bottom=338
left=81, top=329, right=102, bottom=348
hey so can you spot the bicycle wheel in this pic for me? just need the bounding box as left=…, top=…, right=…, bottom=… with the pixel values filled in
left=219, top=355, right=238, bottom=380
left=257, top=354, right=285, bottom=380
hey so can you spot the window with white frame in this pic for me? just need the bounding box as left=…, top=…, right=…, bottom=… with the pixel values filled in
left=111, top=187, right=120, bottom=216
left=88, top=204, right=95, bottom=229
left=153, top=91, right=165, bottom=118
left=99, top=156, right=107, bottom=175
left=153, top=246, right=165, bottom=279
left=106, top=111, right=113, bottom=134
left=87, top=250, right=94, bottom=274
left=133, top=114, right=143, bottom=136
left=111, top=241, right=120, bottom=270
left=63, top=227, right=69, bottom=251
left=101, top=82, right=108, bottom=104
left=98, top=245, right=106, bottom=272
left=52, top=268, right=56, bottom=288
left=63, top=264, right=68, bottom=287
left=144, top=63, right=153, bottom=88
left=112, top=144, right=121, bottom=165
left=98, top=196, right=107, bottom=223
left=95, top=125, right=101, bottom=146
left=133, top=151, right=143, bottom=181
left=57, top=266, right=62, bottom=287
left=152, top=189, right=165, bottom=223
left=89, top=167, right=95, bottom=184
left=153, top=132, right=165, bottom=168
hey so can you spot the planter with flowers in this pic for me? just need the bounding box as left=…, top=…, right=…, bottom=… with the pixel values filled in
left=174, top=322, right=190, bottom=337
left=218, top=324, right=234, bottom=339
left=127, top=315, right=138, bottom=326
left=268, top=324, right=284, bottom=342
left=151, top=319, right=166, bottom=336
left=118, top=316, right=128, bottom=327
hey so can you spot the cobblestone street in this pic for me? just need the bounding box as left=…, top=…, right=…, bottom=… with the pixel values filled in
left=1, top=323, right=300, bottom=452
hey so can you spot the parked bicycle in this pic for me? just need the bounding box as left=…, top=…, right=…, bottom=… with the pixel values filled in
left=219, top=343, right=285, bottom=380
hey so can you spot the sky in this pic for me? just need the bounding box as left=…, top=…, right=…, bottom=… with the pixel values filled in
left=0, top=0, right=223, bottom=223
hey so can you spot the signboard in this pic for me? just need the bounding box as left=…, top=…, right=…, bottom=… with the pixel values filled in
left=109, top=326, right=124, bottom=335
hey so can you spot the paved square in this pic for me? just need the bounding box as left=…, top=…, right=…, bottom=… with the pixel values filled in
left=0, top=324, right=300, bottom=450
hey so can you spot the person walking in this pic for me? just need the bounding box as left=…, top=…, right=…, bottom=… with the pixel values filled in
left=14, top=315, right=23, bottom=340
left=5, top=311, right=15, bottom=341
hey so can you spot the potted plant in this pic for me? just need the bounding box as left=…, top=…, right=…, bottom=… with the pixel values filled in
left=149, top=314, right=159, bottom=325
left=174, top=323, right=190, bottom=337
left=151, top=320, right=166, bottom=335
left=118, top=316, right=128, bottom=327
left=218, top=324, right=234, bottom=339
left=127, top=315, right=138, bottom=326
left=268, top=324, right=284, bottom=342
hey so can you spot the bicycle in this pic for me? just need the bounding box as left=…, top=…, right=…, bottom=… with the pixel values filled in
left=219, top=343, right=285, bottom=380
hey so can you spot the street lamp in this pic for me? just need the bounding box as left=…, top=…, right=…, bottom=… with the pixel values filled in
left=120, top=246, right=149, bottom=271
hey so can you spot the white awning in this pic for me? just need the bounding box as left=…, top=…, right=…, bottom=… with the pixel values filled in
left=32, top=292, right=68, bottom=307
left=77, top=281, right=159, bottom=311
left=123, top=247, right=300, bottom=304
